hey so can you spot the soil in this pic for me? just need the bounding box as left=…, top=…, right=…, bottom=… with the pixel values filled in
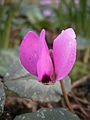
left=0, top=75, right=90, bottom=120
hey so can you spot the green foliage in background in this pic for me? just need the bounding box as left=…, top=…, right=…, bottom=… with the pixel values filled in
left=0, top=0, right=90, bottom=49
left=0, top=0, right=22, bottom=48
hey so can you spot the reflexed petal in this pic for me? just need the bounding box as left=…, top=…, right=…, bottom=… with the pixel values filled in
left=52, top=28, right=76, bottom=80
left=20, top=31, right=40, bottom=76
left=37, top=29, right=53, bottom=82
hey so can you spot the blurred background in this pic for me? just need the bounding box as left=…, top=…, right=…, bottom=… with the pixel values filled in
left=0, top=0, right=90, bottom=81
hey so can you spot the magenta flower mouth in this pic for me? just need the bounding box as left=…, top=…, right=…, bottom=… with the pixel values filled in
left=20, top=28, right=76, bottom=85
left=41, top=74, right=51, bottom=84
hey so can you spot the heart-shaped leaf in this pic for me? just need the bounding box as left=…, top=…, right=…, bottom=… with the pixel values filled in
left=14, top=108, right=80, bottom=120
left=4, top=61, right=71, bottom=102
left=0, top=82, right=6, bottom=116
left=0, top=49, right=19, bottom=76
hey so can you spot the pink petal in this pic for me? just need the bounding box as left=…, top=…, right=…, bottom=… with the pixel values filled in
left=52, top=28, right=76, bottom=81
left=37, top=29, right=53, bottom=82
left=20, top=31, right=40, bottom=76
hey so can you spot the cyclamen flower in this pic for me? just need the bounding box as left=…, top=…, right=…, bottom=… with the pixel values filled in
left=20, top=28, right=76, bottom=85
left=56, top=0, right=60, bottom=4
left=43, top=9, right=52, bottom=17
left=74, top=0, right=80, bottom=5
left=40, top=0, right=51, bottom=6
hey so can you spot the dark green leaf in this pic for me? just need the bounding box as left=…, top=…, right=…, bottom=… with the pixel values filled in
left=4, top=61, right=71, bottom=102
left=19, top=4, right=44, bottom=24
left=14, top=108, right=80, bottom=120
left=0, top=49, right=19, bottom=76
left=0, top=82, right=6, bottom=116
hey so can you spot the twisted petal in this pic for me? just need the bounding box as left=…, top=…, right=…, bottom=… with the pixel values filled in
left=52, top=28, right=76, bottom=81
left=37, top=29, right=53, bottom=82
left=20, top=31, right=40, bottom=76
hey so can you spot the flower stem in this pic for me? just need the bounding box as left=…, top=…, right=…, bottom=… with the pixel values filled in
left=60, top=80, right=74, bottom=113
